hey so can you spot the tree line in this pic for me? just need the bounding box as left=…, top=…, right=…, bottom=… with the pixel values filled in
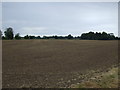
left=0, top=27, right=119, bottom=40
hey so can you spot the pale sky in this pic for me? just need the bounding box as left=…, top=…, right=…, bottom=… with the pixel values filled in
left=2, top=2, right=118, bottom=36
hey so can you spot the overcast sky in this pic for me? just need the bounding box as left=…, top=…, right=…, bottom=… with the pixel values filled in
left=2, top=2, right=118, bottom=36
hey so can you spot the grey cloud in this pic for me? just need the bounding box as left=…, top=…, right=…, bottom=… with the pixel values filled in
left=2, top=2, right=118, bottom=36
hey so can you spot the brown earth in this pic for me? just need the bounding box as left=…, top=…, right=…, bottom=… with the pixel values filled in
left=2, top=40, right=118, bottom=88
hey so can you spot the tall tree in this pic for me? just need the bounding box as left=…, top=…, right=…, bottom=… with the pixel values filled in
left=4, top=27, right=14, bottom=40
left=15, top=33, right=21, bottom=39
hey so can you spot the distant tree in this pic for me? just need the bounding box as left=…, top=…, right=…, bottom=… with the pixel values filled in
left=2, top=36, right=5, bottom=40
left=0, top=30, right=2, bottom=39
left=74, top=36, right=80, bottom=39
left=54, top=35, right=58, bottom=39
left=43, top=36, right=46, bottom=39
left=95, top=32, right=102, bottom=40
left=36, top=36, right=41, bottom=39
left=29, top=36, right=35, bottom=39
left=83, top=32, right=95, bottom=40
left=115, top=37, right=119, bottom=40
left=24, top=35, right=29, bottom=39
left=100, top=32, right=108, bottom=40
left=67, top=34, right=73, bottom=39
left=4, top=27, right=14, bottom=40
left=81, top=31, right=116, bottom=40
left=81, top=33, right=87, bottom=39
left=59, top=36, right=66, bottom=39
left=43, top=36, right=49, bottom=39
left=15, top=33, right=21, bottom=39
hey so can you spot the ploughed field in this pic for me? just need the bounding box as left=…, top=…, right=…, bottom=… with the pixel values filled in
left=2, top=40, right=118, bottom=88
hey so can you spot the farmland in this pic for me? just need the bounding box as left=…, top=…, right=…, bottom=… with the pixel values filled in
left=2, top=40, right=118, bottom=88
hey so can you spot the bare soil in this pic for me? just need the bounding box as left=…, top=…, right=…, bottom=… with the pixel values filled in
left=2, top=40, right=118, bottom=88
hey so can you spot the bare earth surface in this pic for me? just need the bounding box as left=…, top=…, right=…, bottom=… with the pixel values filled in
left=2, top=40, right=118, bottom=88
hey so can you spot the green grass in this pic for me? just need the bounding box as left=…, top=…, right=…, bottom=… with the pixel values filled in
left=72, top=67, right=118, bottom=88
